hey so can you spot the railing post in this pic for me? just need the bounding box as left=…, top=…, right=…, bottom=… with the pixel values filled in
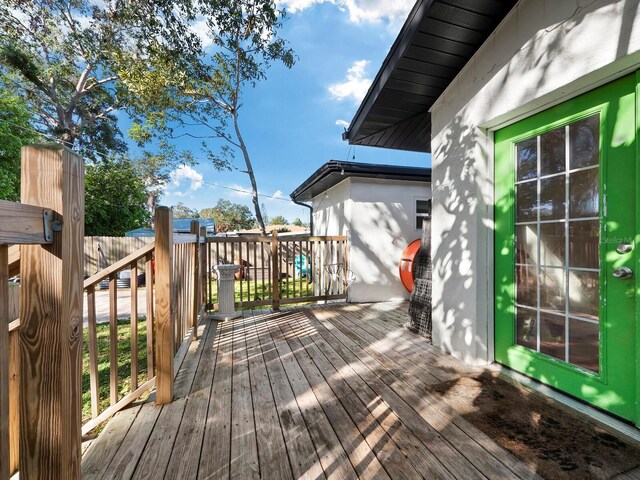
left=19, top=144, right=84, bottom=479
left=199, top=227, right=207, bottom=307
left=0, top=245, right=10, bottom=480
left=155, top=207, right=174, bottom=404
left=271, top=231, right=280, bottom=311
left=190, top=221, right=200, bottom=339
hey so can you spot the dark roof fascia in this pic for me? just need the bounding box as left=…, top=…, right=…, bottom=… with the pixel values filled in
left=290, top=160, right=431, bottom=202
left=342, top=0, right=434, bottom=144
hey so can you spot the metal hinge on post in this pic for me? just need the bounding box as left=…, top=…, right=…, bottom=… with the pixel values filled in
left=43, top=209, right=62, bottom=242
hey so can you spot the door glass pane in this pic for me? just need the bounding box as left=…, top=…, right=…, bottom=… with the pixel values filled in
left=516, top=265, right=537, bottom=307
left=540, top=312, right=565, bottom=360
left=516, top=181, right=537, bottom=222
left=540, top=268, right=564, bottom=314
left=513, top=114, right=600, bottom=372
left=516, top=225, right=537, bottom=265
left=517, top=138, right=537, bottom=181
left=570, top=116, right=599, bottom=169
left=540, top=175, right=565, bottom=220
left=568, top=271, right=599, bottom=320
left=541, top=128, right=566, bottom=176
left=569, top=220, right=599, bottom=268
left=569, top=319, right=599, bottom=372
left=569, top=168, right=599, bottom=218
left=516, top=308, right=537, bottom=350
left=539, top=222, right=564, bottom=267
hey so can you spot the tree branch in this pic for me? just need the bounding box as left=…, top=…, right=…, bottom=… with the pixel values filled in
left=83, top=76, right=118, bottom=92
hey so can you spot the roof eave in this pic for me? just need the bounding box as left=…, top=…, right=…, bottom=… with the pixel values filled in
left=344, top=0, right=433, bottom=144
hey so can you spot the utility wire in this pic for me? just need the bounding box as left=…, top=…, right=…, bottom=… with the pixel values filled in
left=200, top=179, right=294, bottom=203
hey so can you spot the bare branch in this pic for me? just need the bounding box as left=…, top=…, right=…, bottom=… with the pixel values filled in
left=83, top=75, right=118, bottom=92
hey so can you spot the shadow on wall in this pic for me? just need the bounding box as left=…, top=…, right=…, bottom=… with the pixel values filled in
left=431, top=0, right=639, bottom=364
left=472, top=0, right=636, bottom=129
left=432, top=114, right=483, bottom=362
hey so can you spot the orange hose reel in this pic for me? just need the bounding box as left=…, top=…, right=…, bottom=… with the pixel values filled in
left=399, top=239, right=421, bottom=293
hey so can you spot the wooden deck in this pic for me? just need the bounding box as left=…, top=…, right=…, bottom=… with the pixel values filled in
left=81, top=302, right=540, bottom=480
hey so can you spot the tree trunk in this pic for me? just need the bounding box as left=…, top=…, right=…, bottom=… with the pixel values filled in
left=232, top=113, right=267, bottom=235
left=58, top=110, right=77, bottom=149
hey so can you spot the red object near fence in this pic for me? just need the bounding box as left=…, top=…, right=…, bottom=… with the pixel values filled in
left=399, top=239, right=421, bottom=293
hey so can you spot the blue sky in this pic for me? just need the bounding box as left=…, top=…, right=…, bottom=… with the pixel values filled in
left=155, top=0, right=430, bottom=223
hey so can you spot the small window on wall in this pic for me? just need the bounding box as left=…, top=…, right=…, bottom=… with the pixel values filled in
left=416, top=199, right=431, bottom=230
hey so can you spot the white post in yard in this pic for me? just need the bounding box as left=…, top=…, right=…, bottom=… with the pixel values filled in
left=213, top=264, right=241, bottom=321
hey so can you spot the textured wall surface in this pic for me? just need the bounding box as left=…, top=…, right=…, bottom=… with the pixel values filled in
left=430, top=0, right=640, bottom=365
left=313, top=177, right=431, bottom=302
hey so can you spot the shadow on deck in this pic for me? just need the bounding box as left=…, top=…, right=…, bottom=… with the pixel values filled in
left=80, top=302, right=638, bottom=480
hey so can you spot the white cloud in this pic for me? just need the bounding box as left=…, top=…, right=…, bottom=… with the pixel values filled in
left=341, top=0, right=414, bottom=25
left=335, top=119, right=350, bottom=128
left=190, top=18, right=213, bottom=48
left=277, top=0, right=413, bottom=27
left=328, top=60, right=371, bottom=103
left=229, top=185, right=285, bottom=202
left=168, top=165, right=203, bottom=193
left=227, top=183, right=253, bottom=197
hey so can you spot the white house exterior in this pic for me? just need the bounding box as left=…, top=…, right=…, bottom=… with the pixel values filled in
left=291, top=161, right=431, bottom=303
left=344, top=0, right=640, bottom=427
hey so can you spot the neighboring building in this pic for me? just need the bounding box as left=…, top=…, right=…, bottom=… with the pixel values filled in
left=173, top=218, right=216, bottom=235
left=343, top=0, right=640, bottom=427
left=125, top=218, right=216, bottom=237
left=291, top=160, right=431, bottom=303
left=124, top=227, right=155, bottom=238
left=235, top=224, right=309, bottom=235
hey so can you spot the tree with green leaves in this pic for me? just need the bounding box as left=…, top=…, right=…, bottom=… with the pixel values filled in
left=201, top=199, right=255, bottom=232
left=0, top=0, right=202, bottom=162
left=85, top=159, right=151, bottom=236
left=135, top=0, right=296, bottom=235
left=172, top=202, right=200, bottom=219
left=0, top=90, right=38, bottom=200
left=270, top=215, right=287, bottom=225
left=292, top=217, right=303, bottom=227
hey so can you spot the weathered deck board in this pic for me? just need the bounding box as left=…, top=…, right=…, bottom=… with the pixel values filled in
left=252, top=312, right=326, bottom=480
left=163, top=320, right=218, bottom=479
left=330, top=307, right=539, bottom=479
left=275, top=313, right=388, bottom=479
left=281, top=311, right=424, bottom=480
left=341, top=306, right=539, bottom=479
left=265, top=310, right=359, bottom=479
left=244, top=311, right=294, bottom=480
left=198, top=315, right=233, bottom=479
left=82, top=302, right=537, bottom=480
left=229, top=311, right=260, bottom=480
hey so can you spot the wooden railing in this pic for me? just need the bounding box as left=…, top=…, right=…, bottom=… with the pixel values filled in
left=0, top=145, right=206, bottom=479
left=206, top=232, right=350, bottom=310
left=81, top=241, right=157, bottom=434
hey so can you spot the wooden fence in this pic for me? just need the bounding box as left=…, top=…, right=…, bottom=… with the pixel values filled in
left=0, top=145, right=205, bottom=480
left=84, top=236, right=154, bottom=277
left=206, top=231, right=350, bottom=310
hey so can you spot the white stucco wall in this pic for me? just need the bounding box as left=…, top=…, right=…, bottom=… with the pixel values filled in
left=312, top=177, right=431, bottom=302
left=429, top=0, right=640, bottom=365
left=312, top=178, right=352, bottom=238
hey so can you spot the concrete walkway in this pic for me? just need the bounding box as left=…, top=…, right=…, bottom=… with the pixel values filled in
left=83, top=288, right=148, bottom=324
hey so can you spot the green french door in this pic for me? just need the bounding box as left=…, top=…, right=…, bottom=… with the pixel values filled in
left=495, top=74, right=638, bottom=423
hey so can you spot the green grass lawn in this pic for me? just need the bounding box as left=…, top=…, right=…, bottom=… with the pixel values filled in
left=208, top=278, right=314, bottom=307
left=82, top=319, right=150, bottom=423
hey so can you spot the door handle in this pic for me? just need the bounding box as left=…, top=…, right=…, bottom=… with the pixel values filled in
left=612, top=267, right=633, bottom=279
left=616, top=243, right=633, bottom=254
